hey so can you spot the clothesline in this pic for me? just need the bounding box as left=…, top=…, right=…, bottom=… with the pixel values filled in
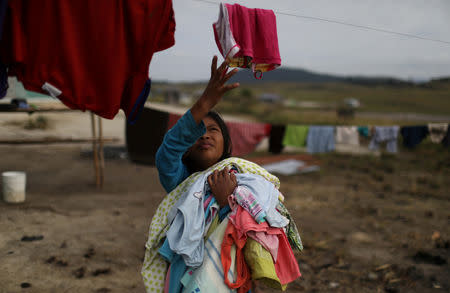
left=147, top=107, right=450, bottom=156
left=193, top=0, right=450, bottom=46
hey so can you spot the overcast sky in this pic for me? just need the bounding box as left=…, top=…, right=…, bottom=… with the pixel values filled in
left=148, top=0, right=450, bottom=82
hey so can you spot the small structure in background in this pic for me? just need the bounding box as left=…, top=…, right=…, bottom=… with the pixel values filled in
left=179, top=93, right=193, bottom=105
left=258, top=93, right=282, bottom=104
left=344, top=97, right=360, bottom=108
left=337, top=98, right=360, bottom=119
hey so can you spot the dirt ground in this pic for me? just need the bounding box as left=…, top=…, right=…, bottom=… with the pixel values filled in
left=1, top=142, right=449, bottom=293
left=0, top=104, right=449, bottom=293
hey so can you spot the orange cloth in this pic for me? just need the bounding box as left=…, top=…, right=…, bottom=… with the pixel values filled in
left=221, top=219, right=252, bottom=293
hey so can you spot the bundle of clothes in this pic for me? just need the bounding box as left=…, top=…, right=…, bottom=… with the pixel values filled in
left=142, top=158, right=303, bottom=293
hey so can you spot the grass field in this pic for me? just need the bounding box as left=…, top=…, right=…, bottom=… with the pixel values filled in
left=152, top=79, right=450, bottom=125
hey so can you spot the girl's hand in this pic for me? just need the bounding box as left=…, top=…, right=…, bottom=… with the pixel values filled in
left=191, top=56, right=240, bottom=124
left=207, top=168, right=237, bottom=208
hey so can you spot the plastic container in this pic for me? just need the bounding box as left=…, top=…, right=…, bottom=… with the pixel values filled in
left=2, top=171, right=26, bottom=203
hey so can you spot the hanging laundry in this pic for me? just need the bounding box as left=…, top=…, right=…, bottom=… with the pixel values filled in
left=442, top=124, right=450, bottom=147
left=227, top=121, right=270, bottom=156
left=0, top=0, right=7, bottom=99
left=400, top=126, right=429, bottom=149
left=358, top=126, right=370, bottom=138
left=269, top=125, right=286, bottom=154
left=167, top=112, right=183, bottom=130
left=0, top=0, right=175, bottom=122
left=282, top=125, right=309, bottom=148
left=369, top=126, right=399, bottom=153
left=126, top=107, right=170, bottom=165
left=213, top=3, right=281, bottom=78
left=335, top=126, right=359, bottom=145
left=428, top=123, right=449, bottom=143
left=306, top=126, right=335, bottom=153
left=0, top=0, right=6, bottom=39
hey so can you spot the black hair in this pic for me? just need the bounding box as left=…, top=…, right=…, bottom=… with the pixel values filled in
left=182, top=110, right=233, bottom=172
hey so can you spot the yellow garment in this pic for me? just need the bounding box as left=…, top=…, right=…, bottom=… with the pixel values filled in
left=228, top=56, right=274, bottom=72
left=244, top=238, right=287, bottom=291
left=205, top=214, right=220, bottom=240
left=141, top=157, right=280, bottom=293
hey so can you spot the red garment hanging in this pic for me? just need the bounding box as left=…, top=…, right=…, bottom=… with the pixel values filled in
left=0, top=0, right=175, bottom=122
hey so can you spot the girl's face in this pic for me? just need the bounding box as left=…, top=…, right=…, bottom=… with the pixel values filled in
left=187, top=116, right=225, bottom=171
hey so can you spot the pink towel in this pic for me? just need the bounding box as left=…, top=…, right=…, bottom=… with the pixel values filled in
left=226, top=121, right=270, bottom=156
left=213, top=3, right=281, bottom=78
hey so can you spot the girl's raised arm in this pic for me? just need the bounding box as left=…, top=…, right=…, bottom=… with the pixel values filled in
left=191, top=56, right=239, bottom=124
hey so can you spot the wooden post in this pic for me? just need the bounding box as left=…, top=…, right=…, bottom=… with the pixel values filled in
left=98, top=116, right=105, bottom=188
left=90, top=112, right=100, bottom=188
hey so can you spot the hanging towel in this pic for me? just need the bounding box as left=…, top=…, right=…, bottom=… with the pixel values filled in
left=357, top=126, right=370, bottom=138
left=269, top=125, right=286, bottom=154
left=0, top=0, right=175, bottom=122
left=126, top=107, right=169, bottom=165
left=428, top=123, right=448, bottom=143
left=306, top=126, right=335, bottom=153
left=282, top=125, right=309, bottom=148
left=369, top=126, right=399, bottom=153
left=227, top=121, right=270, bottom=156
left=400, top=126, right=429, bottom=149
left=335, top=126, right=359, bottom=145
left=213, top=3, right=281, bottom=78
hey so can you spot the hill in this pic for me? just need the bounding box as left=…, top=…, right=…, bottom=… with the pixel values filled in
left=231, top=67, right=414, bottom=86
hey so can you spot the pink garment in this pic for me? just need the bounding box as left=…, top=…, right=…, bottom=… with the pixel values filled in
left=213, top=3, right=281, bottom=77
left=229, top=206, right=301, bottom=285
left=203, top=195, right=213, bottom=209
left=247, top=230, right=279, bottom=262
left=227, top=121, right=270, bottom=156
left=164, top=264, right=171, bottom=293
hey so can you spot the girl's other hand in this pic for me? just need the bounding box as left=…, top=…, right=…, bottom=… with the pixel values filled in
left=207, top=168, right=237, bottom=208
left=191, top=56, right=240, bottom=124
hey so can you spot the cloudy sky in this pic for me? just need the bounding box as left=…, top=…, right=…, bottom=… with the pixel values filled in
left=149, top=0, right=450, bottom=82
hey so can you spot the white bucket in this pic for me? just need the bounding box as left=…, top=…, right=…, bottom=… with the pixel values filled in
left=2, top=171, right=27, bottom=203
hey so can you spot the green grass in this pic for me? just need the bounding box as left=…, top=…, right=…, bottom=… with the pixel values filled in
left=151, top=80, right=450, bottom=125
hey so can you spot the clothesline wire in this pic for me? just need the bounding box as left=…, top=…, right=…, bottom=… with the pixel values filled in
left=192, top=0, right=450, bottom=46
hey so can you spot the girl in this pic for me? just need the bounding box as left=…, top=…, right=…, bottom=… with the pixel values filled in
left=155, top=55, right=240, bottom=208
left=142, top=56, right=301, bottom=293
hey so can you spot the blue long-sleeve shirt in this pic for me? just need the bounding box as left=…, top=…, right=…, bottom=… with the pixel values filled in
left=155, top=110, right=206, bottom=193
left=156, top=109, right=231, bottom=220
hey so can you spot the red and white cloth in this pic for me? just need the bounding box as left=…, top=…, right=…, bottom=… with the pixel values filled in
left=227, top=121, right=271, bottom=156
left=213, top=3, right=281, bottom=78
